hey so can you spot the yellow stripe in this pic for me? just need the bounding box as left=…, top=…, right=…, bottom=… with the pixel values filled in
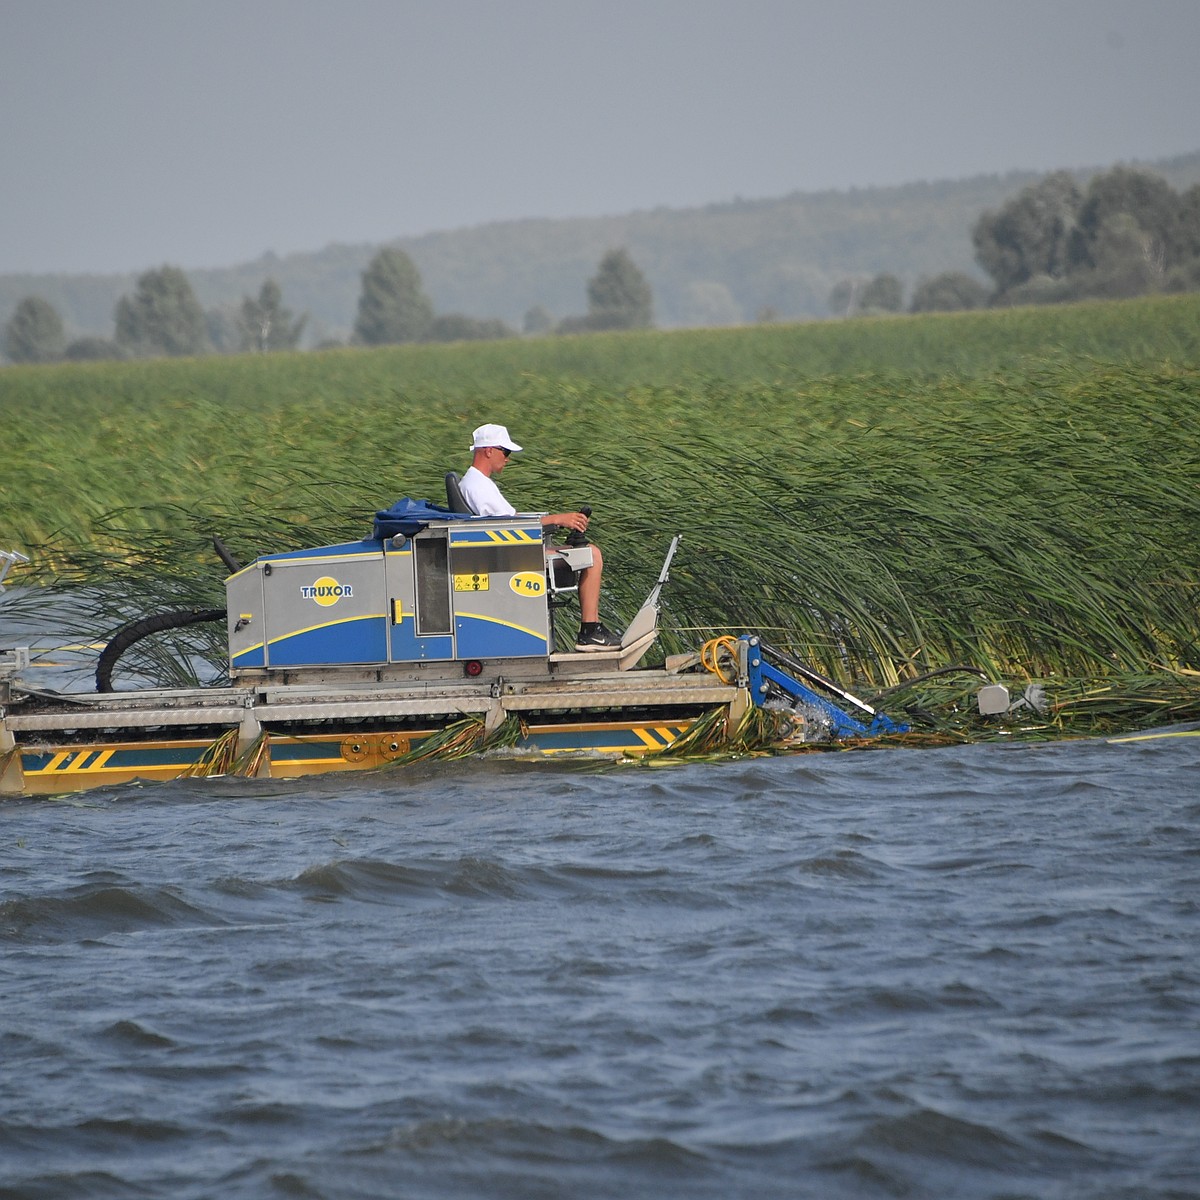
left=450, top=529, right=539, bottom=546
left=270, top=756, right=348, bottom=768
left=270, top=613, right=386, bottom=642
left=24, top=749, right=118, bottom=776
left=35, top=751, right=73, bottom=775
left=532, top=721, right=691, bottom=754
left=633, top=726, right=668, bottom=749
left=63, top=750, right=98, bottom=773
left=1108, top=730, right=1200, bottom=743
left=64, top=750, right=118, bottom=774
left=225, top=562, right=258, bottom=584
left=265, top=551, right=382, bottom=566
left=229, top=549, right=383, bottom=581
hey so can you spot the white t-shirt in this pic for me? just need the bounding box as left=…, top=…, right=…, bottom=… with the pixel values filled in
left=459, top=466, right=515, bottom=517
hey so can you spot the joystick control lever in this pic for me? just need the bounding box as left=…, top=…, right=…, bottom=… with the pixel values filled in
left=565, top=506, right=592, bottom=548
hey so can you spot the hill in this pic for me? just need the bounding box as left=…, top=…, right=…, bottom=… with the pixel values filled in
left=3, top=152, right=1199, bottom=344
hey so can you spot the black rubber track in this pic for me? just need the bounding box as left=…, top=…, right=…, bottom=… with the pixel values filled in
left=95, top=608, right=227, bottom=693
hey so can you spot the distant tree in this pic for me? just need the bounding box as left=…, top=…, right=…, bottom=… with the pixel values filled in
left=424, top=314, right=515, bottom=343
left=858, top=273, right=904, bottom=313
left=1072, top=211, right=1163, bottom=298
left=585, top=248, right=654, bottom=330
left=64, top=336, right=124, bottom=362
left=972, top=171, right=1082, bottom=297
left=4, top=295, right=66, bottom=363
left=909, top=272, right=989, bottom=313
left=1176, top=184, right=1200, bottom=263
left=114, top=266, right=209, bottom=357
left=1166, top=256, right=1200, bottom=294
left=1167, top=184, right=1200, bottom=291
left=237, top=279, right=307, bottom=352
left=1068, top=167, right=1180, bottom=275
left=522, top=305, right=554, bottom=334
left=353, top=247, right=433, bottom=345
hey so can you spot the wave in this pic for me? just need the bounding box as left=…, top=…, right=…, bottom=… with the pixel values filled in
left=283, top=854, right=701, bottom=907
left=285, top=855, right=569, bottom=904
left=0, top=878, right=227, bottom=944
left=100, top=1019, right=177, bottom=1050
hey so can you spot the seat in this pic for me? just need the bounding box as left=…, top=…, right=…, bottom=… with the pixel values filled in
left=445, top=471, right=474, bottom=514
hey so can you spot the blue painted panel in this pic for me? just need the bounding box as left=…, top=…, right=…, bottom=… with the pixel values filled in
left=267, top=616, right=389, bottom=666
left=455, top=614, right=547, bottom=659
left=232, top=644, right=266, bottom=669
left=388, top=617, right=454, bottom=662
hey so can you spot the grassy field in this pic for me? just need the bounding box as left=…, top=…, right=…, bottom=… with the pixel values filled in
left=4, top=291, right=1198, bottom=544
left=3, top=293, right=1199, bottom=736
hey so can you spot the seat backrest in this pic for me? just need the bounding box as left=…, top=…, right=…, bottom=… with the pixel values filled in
left=445, top=471, right=475, bottom=514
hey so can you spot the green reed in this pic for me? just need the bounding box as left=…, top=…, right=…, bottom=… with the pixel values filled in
left=3, top=295, right=1199, bottom=733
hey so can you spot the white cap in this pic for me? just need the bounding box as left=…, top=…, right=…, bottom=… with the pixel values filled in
left=471, top=423, right=522, bottom=452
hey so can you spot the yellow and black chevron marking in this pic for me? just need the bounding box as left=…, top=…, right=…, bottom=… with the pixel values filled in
left=12, top=715, right=703, bottom=795
left=517, top=720, right=693, bottom=755
left=450, top=527, right=541, bottom=546
left=19, top=739, right=217, bottom=794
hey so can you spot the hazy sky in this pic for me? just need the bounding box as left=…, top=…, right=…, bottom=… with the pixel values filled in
left=2, top=0, right=1198, bottom=276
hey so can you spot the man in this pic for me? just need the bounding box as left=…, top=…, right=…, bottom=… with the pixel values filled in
left=459, top=423, right=621, bottom=652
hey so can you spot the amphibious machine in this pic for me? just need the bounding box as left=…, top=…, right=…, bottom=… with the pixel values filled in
left=1, top=490, right=905, bottom=796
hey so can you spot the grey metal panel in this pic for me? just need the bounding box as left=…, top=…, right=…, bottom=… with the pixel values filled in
left=23, top=686, right=256, bottom=708
left=226, top=565, right=265, bottom=664
left=257, top=698, right=493, bottom=721
left=259, top=683, right=492, bottom=705
left=501, top=687, right=737, bottom=710
left=6, top=708, right=246, bottom=731
left=383, top=543, right=416, bottom=630
left=448, top=528, right=549, bottom=649
left=260, top=547, right=388, bottom=664
left=553, top=545, right=594, bottom=571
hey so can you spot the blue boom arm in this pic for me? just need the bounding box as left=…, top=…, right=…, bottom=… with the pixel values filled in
left=743, top=636, right=907, bottom=738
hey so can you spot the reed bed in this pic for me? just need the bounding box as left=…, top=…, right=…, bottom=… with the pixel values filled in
left=3, top=295, right=1199, bottom=737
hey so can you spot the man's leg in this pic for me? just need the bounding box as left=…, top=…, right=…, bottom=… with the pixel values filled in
left=573, top=544, right=620, bottom=650
left=577, top=544, right=603, bottom=623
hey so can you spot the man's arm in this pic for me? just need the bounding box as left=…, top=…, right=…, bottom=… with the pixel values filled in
left=541, top=512, right=589, bottom=532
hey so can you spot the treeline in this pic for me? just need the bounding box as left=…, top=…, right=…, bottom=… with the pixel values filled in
left=2, top=248, right=653, bottom=364
left=4, top=153, right=1200, bottom=354
left=827, top=164, right=1200, bottom=317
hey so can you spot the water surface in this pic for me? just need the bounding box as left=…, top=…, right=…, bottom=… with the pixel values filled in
left=2, top=734, right=1198, bottom=1198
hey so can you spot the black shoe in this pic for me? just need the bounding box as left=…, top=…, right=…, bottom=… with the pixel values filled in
left=574, top=623, right=621, bottom=652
